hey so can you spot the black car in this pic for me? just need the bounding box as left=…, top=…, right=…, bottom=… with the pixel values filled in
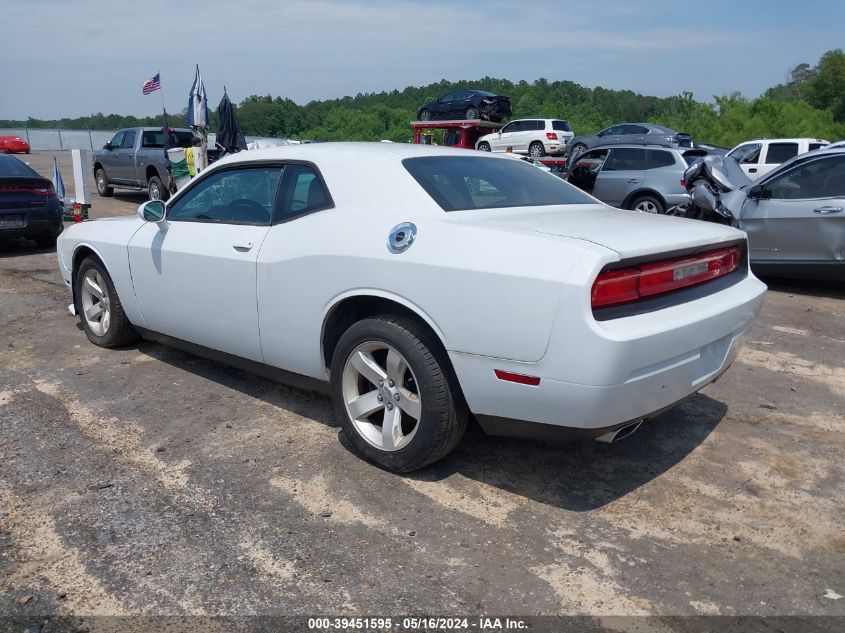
left=0, top=154, right=64, bottom=248
left=417, top=90, right=512, bottom=122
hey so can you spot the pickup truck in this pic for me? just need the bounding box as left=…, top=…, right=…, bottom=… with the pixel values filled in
left=93, top=127, right=194, bottom=201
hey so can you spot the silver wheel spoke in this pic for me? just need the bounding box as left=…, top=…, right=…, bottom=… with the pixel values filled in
left=85, top=303, right=103, bottom=321
left=347, top=390, right=383, bottom=420
left=85, top=276, right=104, bottom=299
left=397, top=388, right=421, bottom=420
left=350, top=350, right=387, bottom=387
left=385, top=349, right=406, bottom=385
left=101, top=309, right=111, bottom=333
left=381, top=406, right=403, bottom=451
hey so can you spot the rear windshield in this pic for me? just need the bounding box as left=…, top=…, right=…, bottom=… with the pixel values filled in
left=0, top=155, right=39, bottom=178
left=552, top=120, right=573, bottom=132
left=682, top=150, right=708, bottom=166
left=403, top=156, right=594, bottom=212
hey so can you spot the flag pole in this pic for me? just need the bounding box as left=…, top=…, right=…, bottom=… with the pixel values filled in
left=158, top=71, right=173, bottom=195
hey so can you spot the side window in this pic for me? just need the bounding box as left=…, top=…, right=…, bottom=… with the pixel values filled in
left=809, top=143, right=827, bottom=152
left=441, top=92, right=458, bottom=101
left=647, top=150, right=677, bottom=169
left=624, top=125, right=649, bottom=135
left=109, top=131, right=125, bottom=148
left=601, top=125, right=623, bottom=136
left=121, top=130, right=136, bottom=149
left=765, top=142, right=799, bottom=164
left=142, top=131, right=164, bottom=148
left=275, top=164, right=333, bottom=222
left=503, top=121, right=523, bottom=134
left=531, top=120, right=544, bottom=131
left=167, top=166, right=281, bottom=224
left=552, top=120, right=572, bottom=132
left=765, top=156, right=845, bottom=199
left=573, top=149, right=609, bottom=173
left=728, top=143, right=762, bottom=164
left=604, top=148, right=648, bottom=171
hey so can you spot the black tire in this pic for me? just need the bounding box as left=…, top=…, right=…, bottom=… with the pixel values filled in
left=95, top=167, right=113, bottom=197
left=74, top=256, right=138, bottom=348
left=529, top=141, right=546, bottom=158
left=147, top=175, right=169, bottom=202
left=330, top=315, right=468, bottom=472
left=465, top=107, right=479, bottom=120
left=629, top=194, right=665, bottom=215
left=34, top=227, right=61, bottom=249
left=477, top=142, right=491, bottom=152
left=568, top=143, right=587, bottom=159
left=419, top=109, right=432, bottom=122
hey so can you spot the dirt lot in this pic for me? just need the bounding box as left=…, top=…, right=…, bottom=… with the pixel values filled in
left=1, top=152, right=844, bottom=627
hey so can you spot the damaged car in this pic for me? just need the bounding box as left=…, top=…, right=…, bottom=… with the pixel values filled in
left=417, top=90, right=512, bottom=122
left=681, top=147, right=845, bottom=280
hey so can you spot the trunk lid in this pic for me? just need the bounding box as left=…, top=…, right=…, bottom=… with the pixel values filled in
left=451, top=203, right=745, bottom=259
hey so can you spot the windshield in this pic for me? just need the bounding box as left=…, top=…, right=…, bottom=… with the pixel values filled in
left=403, top=156, right=594, bottom=212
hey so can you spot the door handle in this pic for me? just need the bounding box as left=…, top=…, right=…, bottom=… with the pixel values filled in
left=749, top=168, right=757, bottom=173
left=232, top=241, right=254, bottom=251
left=627, top=178, right=641, bottom=183
left=813, top=206, right=843, bottom=214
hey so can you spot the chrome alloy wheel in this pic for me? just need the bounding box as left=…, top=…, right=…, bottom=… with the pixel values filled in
left=80, top=269, right=111, bottom=336
left=341, top=341, right=422, bottom=452
left=635, top=199, right=660, bottom=214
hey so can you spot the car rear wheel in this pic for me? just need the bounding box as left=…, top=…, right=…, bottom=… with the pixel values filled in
left=465, top=107, right=479, bottom=120
left=95, top=168, right=113, bottom=197
left=75, top=256, right=138, bottom=348
left=631, top=194, right=665, bottom=214
left=331, top=315, right=468, bottom=472
left=477, top=142, right=491, bottom=152
left=529, top=142, right=546, bottom=158
left=147, top=175, right=169, bottom=202
left=419, top=109, right=432, bottom=121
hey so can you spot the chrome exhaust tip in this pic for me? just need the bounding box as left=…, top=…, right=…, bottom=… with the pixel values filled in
left=595, top=419, right=644, bottom=444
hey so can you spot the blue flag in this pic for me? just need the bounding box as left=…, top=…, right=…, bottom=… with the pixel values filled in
left=52, top=156, right=66, bottom=202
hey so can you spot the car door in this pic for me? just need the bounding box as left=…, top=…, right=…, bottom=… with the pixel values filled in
left=591, top=147, right=648, bottom=207
left=595, top=125, right=626, bottom=145
left=100, top=131, right=125, bottom=181
left=493, top=121, right=522, bottom=151
left=127, top=164, right=281, bottom=361
left=739, top=154, right=845, bottom=264
left=111, top=129, right=137, bottom=182
left=257, top=162, right=336, bottom=376
left=622, top=124, right=651, bottom=143
left=727, top=142, right=763, bottom=178
left=567, top=148, right=609, bottom=195
left=758, top=141, right=799, bottom=179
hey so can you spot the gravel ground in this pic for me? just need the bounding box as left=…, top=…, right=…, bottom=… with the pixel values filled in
left=1, top=152, right=843, bottom=631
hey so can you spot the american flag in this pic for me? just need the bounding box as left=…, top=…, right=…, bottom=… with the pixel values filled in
left=142, top=73, right=161, bottom=95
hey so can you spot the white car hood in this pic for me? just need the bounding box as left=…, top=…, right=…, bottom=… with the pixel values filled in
left=451, top=204, right=746, bottom=259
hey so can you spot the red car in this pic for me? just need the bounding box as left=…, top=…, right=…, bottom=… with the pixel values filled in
left=0, top=135, right=31, bottom=154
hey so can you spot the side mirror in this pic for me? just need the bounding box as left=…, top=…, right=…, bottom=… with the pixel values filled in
left=748, top=184, right=765, bottom=199
left=138, top=199, right=166, bottom=223
left=104, top=142, right=113, bottom=150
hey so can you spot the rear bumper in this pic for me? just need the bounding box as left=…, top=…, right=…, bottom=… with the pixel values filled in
left=449, top=273, right=766, bottom=433
left=0, top=203, right=64, bottom=239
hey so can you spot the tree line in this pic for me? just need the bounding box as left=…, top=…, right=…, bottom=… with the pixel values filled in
left=4, top=49, right=843, bottom=148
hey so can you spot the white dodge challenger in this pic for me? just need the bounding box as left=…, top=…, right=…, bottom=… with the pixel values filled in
left=57, top=143, right=766, bottom=471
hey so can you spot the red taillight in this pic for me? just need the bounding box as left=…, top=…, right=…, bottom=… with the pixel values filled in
left=494, top=370, right=541, bottom=386
left=680, top=179, right=686, bottom=189
left=33, top=182, right=56, bottom=196
left=546, top=132, right=558, bottom=141
left=591, top=246, right=741, bottom=309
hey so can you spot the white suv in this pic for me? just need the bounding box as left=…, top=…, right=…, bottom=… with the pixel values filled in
left=727, top=138, right=829, bottom=179
left=476, top=118, right=574, bottom=157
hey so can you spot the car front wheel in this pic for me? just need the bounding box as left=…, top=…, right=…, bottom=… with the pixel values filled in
left=419, top=109, right=432, bottom=121
left=75, top=256, right=138, bottom=348
left=477, top=142, right=491, bottom=152
left=331, top=316, right=468, bottom=472
left=465, top=107, right=479, bottom=120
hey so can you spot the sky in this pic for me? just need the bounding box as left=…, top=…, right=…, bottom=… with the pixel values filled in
left=2, top=0, right=844, bottom=120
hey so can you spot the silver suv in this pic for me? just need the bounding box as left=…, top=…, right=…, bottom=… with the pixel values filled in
left=475, top=118, right=574, bottom=157
left=564, top=144, right=707, bottom=214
